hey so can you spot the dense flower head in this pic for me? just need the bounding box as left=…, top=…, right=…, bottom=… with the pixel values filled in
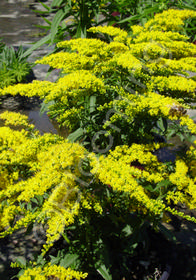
left=90, top=142, right=196, bottom=214
left=145, top=57, right=196, bottom=76
left=144, top=9, right=196, bottom=32
left=36, top=52, right=96, bottom=73
left=128, top=40, right=196, bottom=60
left=57, top=38, right=108, bottom=57
left=17, top=264, right=87, bottom=280
left=0, top=111, right=34, bottom=129
left=90, top=143, right=165, bottom=215
left=88, top=25, right=128, bottom=42
left=149, top=76, right=196, bottom=101
left=133, top=31, right=189, bottom=44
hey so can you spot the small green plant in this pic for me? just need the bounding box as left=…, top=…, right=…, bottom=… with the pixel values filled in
left=0, top=45, right=32, bottom=88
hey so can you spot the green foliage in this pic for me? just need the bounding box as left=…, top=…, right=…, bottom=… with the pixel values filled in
left=0, top=45, right=32, bottom=88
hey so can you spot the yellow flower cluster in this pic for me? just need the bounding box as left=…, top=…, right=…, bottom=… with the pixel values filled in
left=183, top=140, right=196, bottom=177
left=146, top=57, right=196, bottom=76
left=1, top=11, right=196, bottom=236
left=165, top=206, right=196, bottom=223
left=0, top=71, right=105, bottom=100
left=90, top=144, right=166, bottom=215
left=88, top=26, right=128, bottom=42
left=113, top=52, right=143, bottom=72
left=169, top=160, right=189, bottom=190
left=0, top=112, right=87, bottom=242
left=57, top=38, right=108, bottom=57
left=150, top=76, right=196, bottom=99
left=128, top=40, right=196, bottom=60
left=89, top=142, right=196, bottom=215
left=106, top=90, right=185, bottom=127
left=144, top=9, right=196, bottom=32
left=45, top=70, right=106, bottom=101
left=18, top=265, right=87, bottom=280
left=0, top=80, right=53, bottom=98
left=1, top=9, right=196, bottom=275
left=0, top=111, right=34, bottom=129
left=36, top=52, right=95, bottom=73
left=133, top=30, right=188, bottom=43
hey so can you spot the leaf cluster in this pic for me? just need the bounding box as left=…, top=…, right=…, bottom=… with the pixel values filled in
left=0, top=45, right=32, bottom=88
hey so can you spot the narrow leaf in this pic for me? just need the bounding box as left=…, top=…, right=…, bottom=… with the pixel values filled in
left=40, top=100, right=55, bottom=115
left=90, top=95, right=96, bottom=113
left=51, top=8, right=69, bottom=42
left=60, top=254, right=79, bottom=268
left=22, top=34, right=51, bottom=58
left=37, top=0, right=50, bottom=11
left=97, top=264, right=112, bottom=280
left=51, top=0, right=64, bottom=7
left=67, top=128, right=84, bottom=142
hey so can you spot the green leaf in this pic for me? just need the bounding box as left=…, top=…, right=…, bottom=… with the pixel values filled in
left=96, top=264, right=112, bottom=280
left=118, top=5, right=159, bottom=24
left=67, top=127, right=84, bottom=142
left=27, top=203, right=32, bottom=211
left=156, top=179, right=171, bottom=189
left=34, top=24, right=50, bottom=30
left=186, top=134, right=196, bottom=143
left=37, top=254, right=47, bottom=266
left=40, top=100, right=55, bottom=115
left=157, top=117, right=167, bottom=133
left=33, top=9, right=50, bottom=15
left=22, top=34, right=52, bottom=58
left=122, top=224, right=133, bottom=237
left=51, top=0, right=64, bottom=8
left=36, top=194, right=44, bottom=205
left=62, top=232, right=71, bottom=244
left=31, top=197, right=38, bottom=204
left=36, top=16, right=52, bottom=27
left=90, top=95, right=96, bottom=113
left=60, top=254, right=79, bottom=268
left=51, top=8, right=70, bottom=43
left=15, top=256, right=26, bottom=267
left=37, top=0, right=50, bottom=11
left=50, top=254, right=61, bottom=265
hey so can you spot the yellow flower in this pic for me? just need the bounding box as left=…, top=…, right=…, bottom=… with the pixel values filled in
left=18, top=265, right=87, bottom=280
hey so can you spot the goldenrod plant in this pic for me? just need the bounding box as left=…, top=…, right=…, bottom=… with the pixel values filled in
left=1, top=9, right=196, bottom=279
left=2, top=9, right=196, bottom=146
left=23, top=0, right=196, bottom=58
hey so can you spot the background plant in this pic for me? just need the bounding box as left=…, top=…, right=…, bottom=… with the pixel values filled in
left=0, top=45, right=32, bottom=88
